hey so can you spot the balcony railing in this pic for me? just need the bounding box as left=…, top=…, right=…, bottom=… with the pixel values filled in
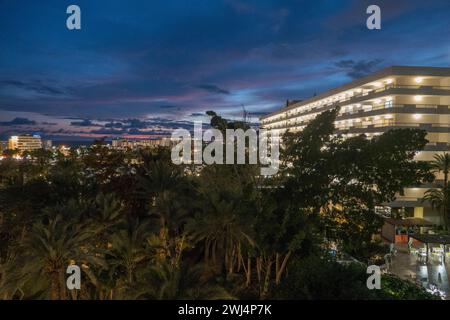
left=261, top=85, right=450, bottom=125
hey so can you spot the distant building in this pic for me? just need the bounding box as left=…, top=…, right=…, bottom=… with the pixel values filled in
left=42, top=139, right=53, bottom=150
left=111, top=138, right=133, bottom=149
left=111, top=137, right=171, bottom=150
left=0, top=141, right=8, bottom=152
left=8, top=135, right=42, bottom=152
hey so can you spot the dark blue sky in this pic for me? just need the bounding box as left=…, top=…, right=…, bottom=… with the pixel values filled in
left=0, top=0, right=449, bottom=139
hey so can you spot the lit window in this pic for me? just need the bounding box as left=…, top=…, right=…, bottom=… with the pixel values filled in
left=384, top=100, right=393, bottom=108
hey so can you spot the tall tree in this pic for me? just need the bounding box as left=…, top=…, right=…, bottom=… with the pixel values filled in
left=423, top=153, right=450, bottom=228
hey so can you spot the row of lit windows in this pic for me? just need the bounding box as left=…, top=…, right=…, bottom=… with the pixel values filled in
left=262, top=95, right=445, bottom=129
left=261, top=75, right=434, bottom=125
left=266, top=97, right=395, bottom=128
left=264, top=111, right=450, bottom=131
left=261, top=78, right=399, bottom=124
left=263, top=95, right=397, bottom=126
left=267, top=115, right=394, bottom=130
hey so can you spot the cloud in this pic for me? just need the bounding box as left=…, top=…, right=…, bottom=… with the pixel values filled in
left=105, top=122, right=124, bottom=128
left=190, top=112, right=205, bottom=117
left=87, top=118, right=197, bottom=136
left=123, top=119, right=148, bottom=129
left=0, top=79, right=66, bottom=96
left=159, top=105, right=179, bottom=109
left=89, top=128, right=124, bottom=135
left=0, top=0, right=449, bottom=126
left=195, top=84, right=230, bottom=95
left=334, top=59, right=383, bottom=79
left=70, top=119, right=100, bottom=127
left=0, top=117, right=37, bottom=126
left=248, top=111, right=271, bottom=116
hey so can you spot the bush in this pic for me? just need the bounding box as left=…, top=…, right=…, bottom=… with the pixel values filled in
left=380, top=274, right=439, bottom=300
left=274, top=255, right=438, bottom=300
left=274, top=256, right=378, bottom=299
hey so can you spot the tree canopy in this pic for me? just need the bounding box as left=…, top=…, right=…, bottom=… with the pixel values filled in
left=0, top=109, right=438, bottom=300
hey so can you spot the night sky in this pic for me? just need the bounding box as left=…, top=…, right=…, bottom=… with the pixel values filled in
left=0, top=0, right=449, bottom=140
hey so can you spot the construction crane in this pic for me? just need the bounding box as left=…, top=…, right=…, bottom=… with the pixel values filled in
left=241, top=104, right=249, bottom=124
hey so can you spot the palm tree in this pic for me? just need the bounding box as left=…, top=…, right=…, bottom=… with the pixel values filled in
left=91, top=193, right=124, bottom=228
left=106, top=220, right=151, bottom=288
left=48, top=157, right=85, bottom=201
left=423, top=153, right=450, bottom=229
left=137, top=157, right=192, bottom=264
left=186, top=192, right=254, bottom=277
left=2, top=215, right=102, bottom=299
left=423, top=188, right=450, bottom=229
left=431, top=153, right=450, bottom=187
left=130, top=262, right=234, bottom=300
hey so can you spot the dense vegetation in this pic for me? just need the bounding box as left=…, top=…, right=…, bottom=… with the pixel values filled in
left=0, top=108, right=437, bottom=299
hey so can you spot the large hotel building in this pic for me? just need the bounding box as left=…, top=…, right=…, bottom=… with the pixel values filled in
left=8, top=135, right=42, bottom=153
left=260, top=66, right=450, bottom=225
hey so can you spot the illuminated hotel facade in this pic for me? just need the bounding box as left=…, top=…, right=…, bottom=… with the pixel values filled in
left=260, top=66, right=450, bottom=225
left=8, top=135, right=42, bottom=152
